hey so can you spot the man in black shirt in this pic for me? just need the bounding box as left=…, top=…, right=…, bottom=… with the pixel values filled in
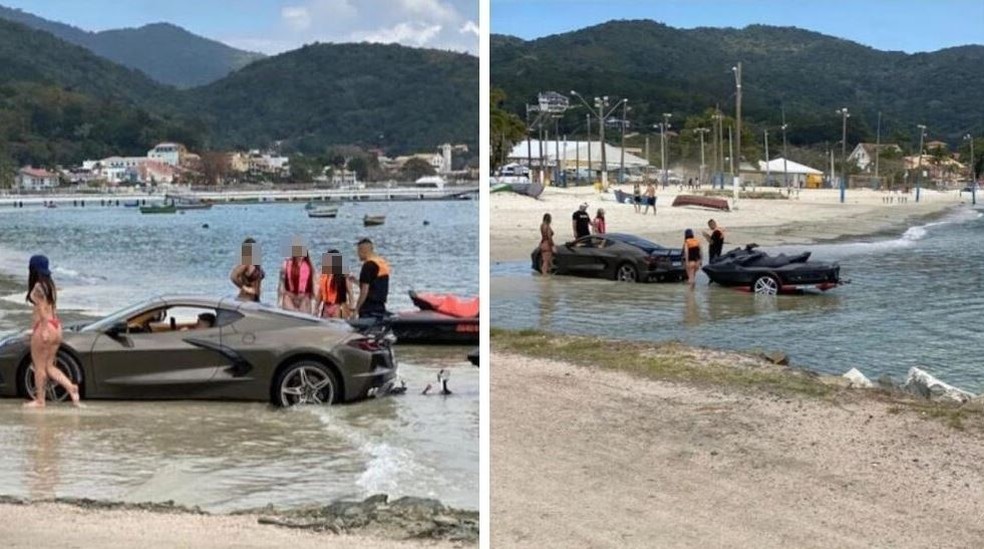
left=356, top=238, right=390, bottom=319
left=572, top=203, right=591, bottom=239
left=703, top=219, right=725, bottom=261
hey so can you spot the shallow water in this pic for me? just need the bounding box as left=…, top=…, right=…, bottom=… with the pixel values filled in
left=0, top=202, right=478, bottom=510
left=492, top=206, right=984, bottom=393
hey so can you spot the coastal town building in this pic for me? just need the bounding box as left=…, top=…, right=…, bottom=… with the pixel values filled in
left=15, top=167, right=59, bottom=191
left=903, top=154, right=964, bottom=185
left=147, top=143, right=187, bottom=167
left=847, top=143, right=903, bottom=172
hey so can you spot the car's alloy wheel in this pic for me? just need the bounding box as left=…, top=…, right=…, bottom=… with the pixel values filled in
left=616, top=263, right=638, bottom=283
left=753, top=275, right=780, bottom=295
left=24, top=353, right=79, bottom=402
left=277, top=362, right=338, bottom=406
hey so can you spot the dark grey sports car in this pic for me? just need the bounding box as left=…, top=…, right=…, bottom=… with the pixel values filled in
left=0, top=296, right=399, bottom=407
left=531, top=233, right=686, bottom=283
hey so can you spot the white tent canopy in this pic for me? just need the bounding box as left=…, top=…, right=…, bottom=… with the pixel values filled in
left=507, top=140, right=649, bottom=170
left=757, top=157, right=823, bottom=174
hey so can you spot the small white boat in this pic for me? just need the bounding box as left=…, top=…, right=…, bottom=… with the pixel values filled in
left=308, top=206, right=339, bottom=218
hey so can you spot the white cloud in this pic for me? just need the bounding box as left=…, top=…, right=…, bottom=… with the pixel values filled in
left=223, top=0, right=477, bottom=55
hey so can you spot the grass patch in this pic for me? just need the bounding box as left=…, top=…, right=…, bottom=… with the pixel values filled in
left=492, top=329, right=983, bottom=431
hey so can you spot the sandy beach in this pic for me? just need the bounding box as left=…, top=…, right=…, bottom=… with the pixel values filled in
left=491, top=186, right=968, bottom=261
left=491, top=336, right=984, bottom=548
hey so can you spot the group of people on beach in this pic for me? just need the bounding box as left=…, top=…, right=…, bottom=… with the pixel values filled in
left=229, top=237, right=391, bottom=321
left=537, top=203, right=725, bottom=289
left=19, top=237, right=391, bottom=408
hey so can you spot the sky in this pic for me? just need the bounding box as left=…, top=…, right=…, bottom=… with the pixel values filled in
left=1, top=0, right=479, bottom=55
left=492, top=0, right=984, bottom=53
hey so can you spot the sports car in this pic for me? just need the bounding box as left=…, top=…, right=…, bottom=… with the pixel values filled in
left=0, top=296, right=398, bottom=406
left=531, top=233, right=686, bottom=283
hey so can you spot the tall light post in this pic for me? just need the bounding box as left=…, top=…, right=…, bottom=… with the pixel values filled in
left=619, top=101, right=629, bottom=184
left=695, top=127, right=710, bottom=186
left=781, top=105, right=789, bottom=190
left=875, top=111, right=882, bottom=184
left=570, top=91, right=625, bottom=189
left=836, top=107, right=849, bottom=203
left=525, top=104, right=533, bottom=177
left=763, top=129, right=771, bottom=184
left=659, top=113, right=672, bottom=188
left=731, top=63, right=742, bottom=207
left=586, top=114, right=592, bottom=183
left=916, top=124, right=926, bottom=203
left=711, top=109, right=723, bottom=189
left=965, top=133, right=976, bottom=206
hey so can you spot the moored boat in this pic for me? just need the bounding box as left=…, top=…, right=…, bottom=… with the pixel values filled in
left=671, top=194, right=730, bottom=211
left=308, top=206, right=339, bottom=218
left=363, top=214, right=385, bottom=226
left=139, top=203, right=177, bottom=214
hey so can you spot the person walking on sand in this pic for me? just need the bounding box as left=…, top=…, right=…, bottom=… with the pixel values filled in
left=632, top=182, right=641, bottom=213
left=643, top=181, right=657, bottom=215
left=682, top=229, right=702, bottom=289
left=315, top=249, right=355, bottom=319
left=539, top=213, right=554, bottom=275
left=24, top=255, right=79, bottom=407
left=355, top=238, right=390, bottom=320
left=278, top=246, right=315, bottom=313
left=230, top=237, right=265, bottom=302
left=592, top=208, right=606, bottom=234
left=702, top=219, right=725, bottom=262
left=572, top=203, right=591, bottom=239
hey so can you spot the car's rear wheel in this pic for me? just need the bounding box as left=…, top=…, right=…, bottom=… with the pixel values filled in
left=752, top=274, right=780, bottom=295
left=273, top=361, right=340, bottom=407
left=615, top=262, right=639, bottom=283
left=22, top=350, right=82, bottom=402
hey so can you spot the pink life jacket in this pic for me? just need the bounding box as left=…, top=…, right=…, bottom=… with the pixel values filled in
left=282, top=258, right=312, bottom=295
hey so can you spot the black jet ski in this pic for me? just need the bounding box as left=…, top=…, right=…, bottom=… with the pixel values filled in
left=351, top=291, right=478, bottom=345
left=702, top=244, right=842, bottom=294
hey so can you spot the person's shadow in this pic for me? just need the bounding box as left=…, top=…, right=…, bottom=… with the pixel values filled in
left=23, top=410, right=79, bottom=500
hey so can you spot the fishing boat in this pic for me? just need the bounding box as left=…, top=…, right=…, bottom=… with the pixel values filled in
left=671, top=195, right=730, bottom=211
left=308, top=206, right=339, bottom=218
left=363, top=214, right=386, bottom=226
left=139, top=203, right=177, bottom=214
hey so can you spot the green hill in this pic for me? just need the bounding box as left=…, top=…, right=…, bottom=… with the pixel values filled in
left=189, top=42, right=478, bottom=155
left=492, top=21, right=984, bottom=145
left=0, top=5, right=264, bottom=88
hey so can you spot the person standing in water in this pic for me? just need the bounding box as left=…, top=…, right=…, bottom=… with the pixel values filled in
left=278, top=245, right=315, bottom=313
left=24, top=255, right=79, bottom=407
left=315, top=249, right=355, bottom=319
left=592, top=208, right=606, bottom=234
left=355, top=238, right=390, bottom=319
left=538, top=213, right=554, bottom=275
left=230, top=237, right=265, bottom=302
left=702, top=219, right=725, bottom=261
left=682, top=229, right=702, bottom=289
left=572, top=203, right=591, bottom=239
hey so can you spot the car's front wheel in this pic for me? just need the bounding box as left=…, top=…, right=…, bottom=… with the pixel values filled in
left=22, top=350, right=82, bottom=402
left=273, top=361, right=340, bottom=407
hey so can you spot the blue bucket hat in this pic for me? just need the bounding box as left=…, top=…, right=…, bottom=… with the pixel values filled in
left=29, top=255, right=51, bottom=277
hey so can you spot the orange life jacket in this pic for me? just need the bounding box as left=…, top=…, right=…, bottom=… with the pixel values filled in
left=685, top=237, right=701, bottom=250
left=367, top=256, right=391, bottom=277
left=318, top=274, right=344, bottom=305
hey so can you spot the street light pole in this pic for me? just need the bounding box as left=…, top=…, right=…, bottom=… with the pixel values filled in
left=732, top=63, right=742, bottom=207
left=620, top=100, right=628, bottom=184
left=695, top=128, right=709, bottom=186
left=837, top=107, right=849, bottom=203
left=525, top=104, right=533, bottom=178
left=764, top=129, right=770, bottom=185
left=586, top=114, right=592, bottom=184
left=728, top=124, right=734, bottom=177
left=598, top=96, right=608, bottom=189
left=965, top=133, right=976, bottom=206
left=781, top=105, right=789, bottom=190
left=916, top=124, right=926, bottom=203
left=875, top=111, right=882, bottom=184
left=660, top=112, right=672, bottom=188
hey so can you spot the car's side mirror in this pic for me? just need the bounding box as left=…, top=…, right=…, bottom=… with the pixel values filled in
left=106, top=321, right=128, bottom=337
left=564, top=242, right=574, bottom=249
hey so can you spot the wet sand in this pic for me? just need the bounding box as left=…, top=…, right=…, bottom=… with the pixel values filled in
left=491, top=349, right=984, bottom=548
left=492, top=186, right=964, bottom=261
left=0, top=501, right=466, bottom=548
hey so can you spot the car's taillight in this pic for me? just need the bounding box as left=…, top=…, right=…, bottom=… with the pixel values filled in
left=347, top=338, right=383, bottom=352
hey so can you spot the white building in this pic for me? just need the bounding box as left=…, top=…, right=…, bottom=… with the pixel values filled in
left=330, top=168, right=359, bottom=188
left=847, top=143, right=903, bottom=172
left=147, top=143, right=186, bottom=167
left=15, top=167, right=59, bottom=191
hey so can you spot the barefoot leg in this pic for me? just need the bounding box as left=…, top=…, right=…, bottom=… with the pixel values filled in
left=25, top=342, right=48, bottom=406
left=44, top=339, right=78, bottom=405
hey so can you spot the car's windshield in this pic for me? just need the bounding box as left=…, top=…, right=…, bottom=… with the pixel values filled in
left=80, top=299, right=162, bottom=332
left=609, top=234, right=661, bottom=250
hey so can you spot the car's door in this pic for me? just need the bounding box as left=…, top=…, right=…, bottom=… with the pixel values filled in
left=569, top=237, right=614, bottom=276
left=87, top=305, right=228, bottom=399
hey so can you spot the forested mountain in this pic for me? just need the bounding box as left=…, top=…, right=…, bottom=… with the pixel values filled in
left=0, top=5, right=264, bottom=88
left=0, top=15, right=477, bottom=172
left=189, top=42, right=478, bottom=154
left=492, top=21, right=984, bottom=145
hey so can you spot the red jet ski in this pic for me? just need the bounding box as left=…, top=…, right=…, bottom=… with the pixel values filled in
left=388, top=291, right=479, bottom=344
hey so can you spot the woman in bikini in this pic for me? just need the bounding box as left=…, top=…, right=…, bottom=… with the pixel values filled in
left=315, top=249, right=355, bottom=319
left=539, top=213, right=554, bottom=275
left=682, top=229, right=702, bottom=289
left=24, top=255, right=79, bottom=407
left=230, top=237, right=265, bottom=302
left=278, top=248, right=315, bottom=313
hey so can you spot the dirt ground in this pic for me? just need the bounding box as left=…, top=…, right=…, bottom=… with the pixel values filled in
left=491, top=351, right=984, bottom=549
left=0, top=502, right=464, bottom=549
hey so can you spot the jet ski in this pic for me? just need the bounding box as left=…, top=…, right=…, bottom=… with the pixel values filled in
left=702, top=244, right=842, bottom=294
left=350, top=291, right=478, bottom=345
